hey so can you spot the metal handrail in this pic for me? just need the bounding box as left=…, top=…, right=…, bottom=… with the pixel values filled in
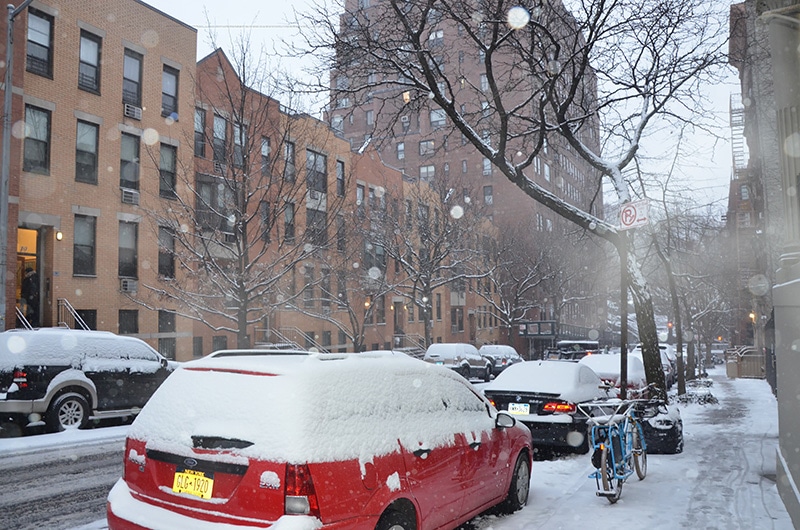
left=57, top=298, right=90, bottom=330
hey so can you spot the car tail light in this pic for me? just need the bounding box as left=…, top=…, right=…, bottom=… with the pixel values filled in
left=543, top=401, right=576, bottom=414
left=12, top=370, right=28, bottom=389
left=487, top=398, right=497, bottom=408
left=284, top=464, right=320, bottom=518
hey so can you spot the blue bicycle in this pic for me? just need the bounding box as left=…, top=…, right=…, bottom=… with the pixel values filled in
left=578, top=399, right=650, bottom=503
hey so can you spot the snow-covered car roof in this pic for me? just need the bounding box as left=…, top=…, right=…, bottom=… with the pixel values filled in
left=578, top=353, right=646, bottom=383
left=483, top=360, right=606, bottom=402
left=128, top=353, right=499, bottom=464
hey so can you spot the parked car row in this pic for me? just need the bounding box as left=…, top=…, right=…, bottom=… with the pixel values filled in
left=421, top=342, right=524, bottom=381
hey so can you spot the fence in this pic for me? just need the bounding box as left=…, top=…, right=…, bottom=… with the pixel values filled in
left=726, top=346, right=765, bottom=379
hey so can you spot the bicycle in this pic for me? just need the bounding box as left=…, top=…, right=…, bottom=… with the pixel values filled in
left=578, top=399, right=653, bottom=503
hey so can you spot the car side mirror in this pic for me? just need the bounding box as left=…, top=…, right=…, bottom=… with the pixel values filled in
left=160, top=357, right=169, bottom=369
left=496, top=411, right=516, bottom=429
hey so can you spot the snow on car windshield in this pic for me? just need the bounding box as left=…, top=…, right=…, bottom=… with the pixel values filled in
left=485, top=360, right=590, bottom=393
left=129, top=355, right=496, bottom=465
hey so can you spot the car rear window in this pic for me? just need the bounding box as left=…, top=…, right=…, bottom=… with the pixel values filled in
left=129, top=356, right=496, bottom=465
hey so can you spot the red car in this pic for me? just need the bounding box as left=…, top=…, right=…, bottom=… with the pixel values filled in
left=107, top=351, right=532, bottom=530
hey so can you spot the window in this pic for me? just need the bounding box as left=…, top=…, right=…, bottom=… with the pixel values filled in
left=357, top=183, right=365, bottom=217
left=544, top=163, right=551, bottom=181
left=123, top=49, right=143, bottom=106
left=304, top=267, right=315, bottom=308
left=307, top=208, right=328, bottom=246
left=196, top=174, right=235, bottom=231
left=336, top=271, right=347, bottom=307
left=336, top=215, right=346, bottom=251
left=397, top=142, right=405, bottom=160
left=233, top=122, right=246, bottom=167
left=78, top=31, right=101, bottom=92
left=284, top=202, right=295, bottom=241
left=364, top=242, right=386, bottom=272
left=332, top=115, right=343, bottom=132
left=451, top=307, right=464, bottom=333
left=462, top=159, right=468, bottom=173
left=366, top=110, right=374, bottom=125
left=73, top=214, right=96, bottom=276
left=420, top=165, right=435, bottom=182
left=213, top=115, right=227, bottom=162
left=159, top=144, right=177, bottom=199
left=741, top=184, right=750, bottom=201
left=321, top=268, right=331, bottom=307
left=118, top=310, right=138, bottom=334
left=483, top=185, right=493, bottom=205
left=430, top=108, right=446, bottom=127
left=436, top=293, right=442, bottom=320
left=284, top=141, right=296, bottom=181
left=27, top=9, right=53, bottom=77
left=336, top=160, right=345, bottom=197
left=194, top=108, right=206, bottom=157
left=76, top=310, right=97, bottom=330
left=23, top=105, right=50, bottom=174
left=261, top=137, right=271, bottom=176
left=480, top=73, right=489, bottom=91
left=375, top=295, right=386, bottom=324
left=419, top=140, right=435, bottom=156
left=158, top=227, right=175, bottom=278
left=476, top=157, right=489, bottom=176
left=306, top=150, right=328, bottom=193
left=212, top=335, right=227, bottom=352
left=75, top=121, right=98, bottom=184
left=118, top=221, right=138, bottom=278
left=161, top=65, right=179, bottom=117
left=158, top=310, right=176, bottom=360
left=120, top=133, right=140, bottom=189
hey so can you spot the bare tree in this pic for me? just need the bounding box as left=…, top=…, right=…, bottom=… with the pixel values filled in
left=135, top=42, right=346, bottom=349
left=296, top=0, right=728, bottom=397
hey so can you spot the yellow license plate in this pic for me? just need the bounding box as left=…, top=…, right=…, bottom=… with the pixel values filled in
left=172, top=468, right=214, bottom=499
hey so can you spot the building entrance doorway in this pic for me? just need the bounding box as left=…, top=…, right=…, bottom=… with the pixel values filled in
left=16, top=228, right=40, bottom=327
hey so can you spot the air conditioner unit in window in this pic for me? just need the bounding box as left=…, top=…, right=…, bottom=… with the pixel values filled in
left=214, top=161, right=227, bottom=174
left=120, top=279, right=138, bottom=293
left=123, top=103, right=142, bottom=120
left=120, top=188, right=140, bottom=205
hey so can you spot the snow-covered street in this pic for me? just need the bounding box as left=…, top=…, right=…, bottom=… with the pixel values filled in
left=0, top=365, right=791, bottom=530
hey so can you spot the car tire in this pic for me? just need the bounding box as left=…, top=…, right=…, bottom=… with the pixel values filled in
left=496, top=452, right=530, bottom=514
left=375, top=508, right=417, bottom=530
left=483, top=365, right=492, bottom=382
left=460, top=365, right=471, bottom=379
left=46, top=392, right=90, bottom=432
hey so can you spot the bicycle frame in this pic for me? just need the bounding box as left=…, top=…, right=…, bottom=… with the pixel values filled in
left=579, top=400, right=649, bottom=502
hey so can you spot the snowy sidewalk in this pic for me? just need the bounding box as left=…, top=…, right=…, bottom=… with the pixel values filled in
left=473, top=366, right=793, bottom=529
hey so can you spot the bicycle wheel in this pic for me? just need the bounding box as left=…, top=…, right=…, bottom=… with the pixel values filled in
left=599, top=443, right=623, bottom=503
left=632, top=422, right=647, bottom=480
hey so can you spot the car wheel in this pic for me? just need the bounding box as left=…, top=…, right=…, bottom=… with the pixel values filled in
left=496, top=452, right=530, bottom=514
left=46, top=392, right=90, bottom=433
left=460, top=365, right=471, bottom=379
left=483, top=365, right=492, bottom=382
left=375, top=508, right=417, bottom=530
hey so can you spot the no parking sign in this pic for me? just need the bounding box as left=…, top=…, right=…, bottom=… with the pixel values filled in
left=619, top=200, right=650, bottom=230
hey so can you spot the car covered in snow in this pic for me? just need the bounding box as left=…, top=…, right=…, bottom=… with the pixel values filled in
left=0, top=328, right=173, bottom=434
left=578, top=353, right=649, bottom=398
left=423, top=342, right=493, bottom=381
left=482, top=360, right=610, bottom=454
left=107, top=352, right=533, bottom=530
left=479, top=344, right=524, bottom=375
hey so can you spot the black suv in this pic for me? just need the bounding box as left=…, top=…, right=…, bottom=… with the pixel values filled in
left=0, top=329, right=174, bottom=434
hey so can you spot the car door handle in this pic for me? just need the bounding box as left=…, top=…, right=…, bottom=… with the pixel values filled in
left=469, top=442, right=481, bottom=450
left=413, top=448, right=431, bottom=458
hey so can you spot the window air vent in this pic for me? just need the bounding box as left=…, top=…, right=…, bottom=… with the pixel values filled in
left=123, top=103, right=143, bottom=120
left=120, top=278, right=138, bottom=293
left=121, top=188, right=140, bottom=205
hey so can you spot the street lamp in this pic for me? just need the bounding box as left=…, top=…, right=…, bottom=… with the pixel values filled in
left=1, top=0, right=35, bottom=329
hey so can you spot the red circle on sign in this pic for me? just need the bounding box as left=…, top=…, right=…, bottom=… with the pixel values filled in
left=621, top=204, right=638, bottom=227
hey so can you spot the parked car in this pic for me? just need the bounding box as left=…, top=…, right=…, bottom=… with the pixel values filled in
left=639, top=400, right=684, bottom=454
left=631, top=344, right=676, bottom=389
left=544, top=339, right=600, bottom=361
left=0, top=328, right=174, bottom=434
left=578, top=353, right=649, bottom=398
left=107, top=353, right=533, bottom=530
left=479, top=344, right=524, bottom=375
left=423, top=342, right=493, bottom=381
left=482, top=360, right=609, bottom=454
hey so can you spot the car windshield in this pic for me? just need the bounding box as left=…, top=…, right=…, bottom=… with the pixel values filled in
left=0, top=0, right=794, bottom=527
